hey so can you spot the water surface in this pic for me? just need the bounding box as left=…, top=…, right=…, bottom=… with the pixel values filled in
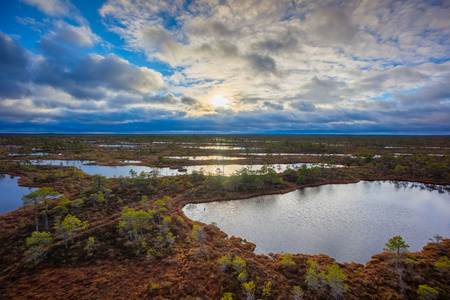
left=0, top=175, right=37, bottom=214
left=27, top=160, right=335, bottom=178
left=183, top=181, right=450, bottom=263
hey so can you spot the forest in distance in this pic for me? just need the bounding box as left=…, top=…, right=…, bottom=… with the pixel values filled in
left=0, top=134, right=449, bottom=299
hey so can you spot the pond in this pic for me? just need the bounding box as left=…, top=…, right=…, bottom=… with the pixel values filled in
left=167, top=156, right=246, bottom=161
left=0, top=174, right=37, bottom=214
left=183, top=181, right=450, bottom=264
left=27, top=160, right=337, bottom=178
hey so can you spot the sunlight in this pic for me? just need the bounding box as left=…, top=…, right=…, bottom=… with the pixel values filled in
left=210, top=94, right=230, bottom=108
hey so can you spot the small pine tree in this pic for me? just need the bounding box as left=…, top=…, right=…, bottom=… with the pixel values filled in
left=384, top=235, right=409, bottom=267
left=293, top=286, right=303, bottom=300
left=305, top=260, right=320, bottom=293
left=237, top=270, right=248, bottom=283
left=280, top=253, right=296, bottom=268
left=232, top=256, right=247, bottom=273
left=325, top=264, right=348, bottom=300
left=218, top=255, right=232, bottom=272
left=55, top=214, right=89, bottom=248
left=191, top=223, right=207, bottom=254
left=262, top=281, right=272, bottom=298
left=434, top=256, right=450, bottom=270
left=417, top=284, right=439, bottom=300
left=242, top=281, right=255, bottom=300
left=24, top=231, right=54, bottom=265
left=220, top=292, right=234, bottom=300
left=84, top=237, right=95, bottom=252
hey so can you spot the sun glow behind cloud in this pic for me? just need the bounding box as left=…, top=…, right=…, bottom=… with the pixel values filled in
left=210, top=94, right=230, bottom=109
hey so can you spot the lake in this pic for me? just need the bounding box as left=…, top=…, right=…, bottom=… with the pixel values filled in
left=27, top=160, right=338, bottom=178
left=0, top=174, right=37, bottom=214
left=183, top=181, right=450, bottom=264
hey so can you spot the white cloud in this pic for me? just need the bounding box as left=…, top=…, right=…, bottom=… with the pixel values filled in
left=21, top=0, right=72, bottom=17
left=51, top=21, right=100, bottom=47
left=5, top=0, right=450, bottom=133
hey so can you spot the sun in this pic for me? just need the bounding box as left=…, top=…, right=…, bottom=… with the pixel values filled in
left=210, top=94, right=230, bottom=108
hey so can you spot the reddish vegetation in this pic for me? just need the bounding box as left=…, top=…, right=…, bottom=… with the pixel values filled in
left=1, top=172, right=449, bottom=299
left=0, top=135, right=449, bottom=299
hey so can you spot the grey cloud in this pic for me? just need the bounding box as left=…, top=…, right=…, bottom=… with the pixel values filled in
left=51, top=21, right=99, bottom=47
left=0, top=32, right=31, bottom=98
left=263, top=101, right=284, bottom=110
left=308, top=7, right=357, bottom=45
left=298, top=76, right=344, bottom=104
left=34, top=51, right=164, bottom=101
left=181, top=96, right=198, bottom=106
left=181, top=96, right=209, bottom=112
left=291, top=101, right=316, bottom=112
left=352, top=65, right=433, bottom=98
left=71, top=54, right=164, bottom=93
left=144, top=93, right=179, bottom=104
left=252, top=30, right=300, bottom=54
left=139, top=26, right=185, bottom=64
left=186, top=18, right=238, bottom=38
left=140, top=26, right=174, bottom=47
left=215, top=40, right=239, bottom=57
left=395, top=75, right=450, bottom=105
left=246, top=53, right=277, bottom=74
left=354, top=100, right=397, bottom=111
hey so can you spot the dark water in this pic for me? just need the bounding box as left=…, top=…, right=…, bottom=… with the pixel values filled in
left=0, top=175, right=37, bottom=214
left=183, top=181, right=450, bottom=263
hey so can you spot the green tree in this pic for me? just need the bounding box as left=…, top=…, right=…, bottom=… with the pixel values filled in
left=52, top=195, right=72, bottom=219
left=84, top=237, right=95, bottom=252
left=71, top=198, right=84, bottom=214
left=90, top=192, right=105, bottom=207
left=293, top=286, right=303, bottom=300
left=232, top=256, right=247, bottom=273
left=153, top=198, right=167, bottom=224
left=90, top=174, right=108, bottom=192
left=434, top=256, right=450, bottom=270
left=237, top=270, right=248, bottom=283
left=242, top=281, right=255, bottom=300
left=325, top=264, right=348, bottom=300
left=305, top=260, right=320, bottom=293
left=219, top=255, right=232, bottom=272
left=22, top=187, right=59, bottom=231
left=384, top=236, right=410, bottom=266
left=280, top=253, right=296, bottom=269
left=220, top=292, right=234, bottom=300
left=118, top=207, right=151, bottom=242
left=417, top=284, right=439, bottom=300
left=24, top=231, right=54, bottom=265
left=191, top=223, right=207, bottom=254
left=262, top=281, right=272, bottom=298
left=55, top=214, right=89, bottom=249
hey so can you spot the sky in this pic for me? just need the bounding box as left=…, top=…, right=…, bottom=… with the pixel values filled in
left=0, top=0, right=449, bottom=135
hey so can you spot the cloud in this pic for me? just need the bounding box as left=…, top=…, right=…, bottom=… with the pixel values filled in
left=307, top=6, right=357, bottom=45
left=246, top=53, right=278, bottom=75
left=20, top=0, right=73, bottom=17
left=71, top=54, right=164, bottom=93
left=51, top=21, right=100, bottom=47
left=263, top=101, right=284, bottom=111
left=395, top=74, right=450, bottom=105
left=291, top=101, right=316, bottom=112
left=139, top=26, right=187, bottom=65
left=0, top=32, right=31, bottom=98
left=2, top=0, right=450, bottom=134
